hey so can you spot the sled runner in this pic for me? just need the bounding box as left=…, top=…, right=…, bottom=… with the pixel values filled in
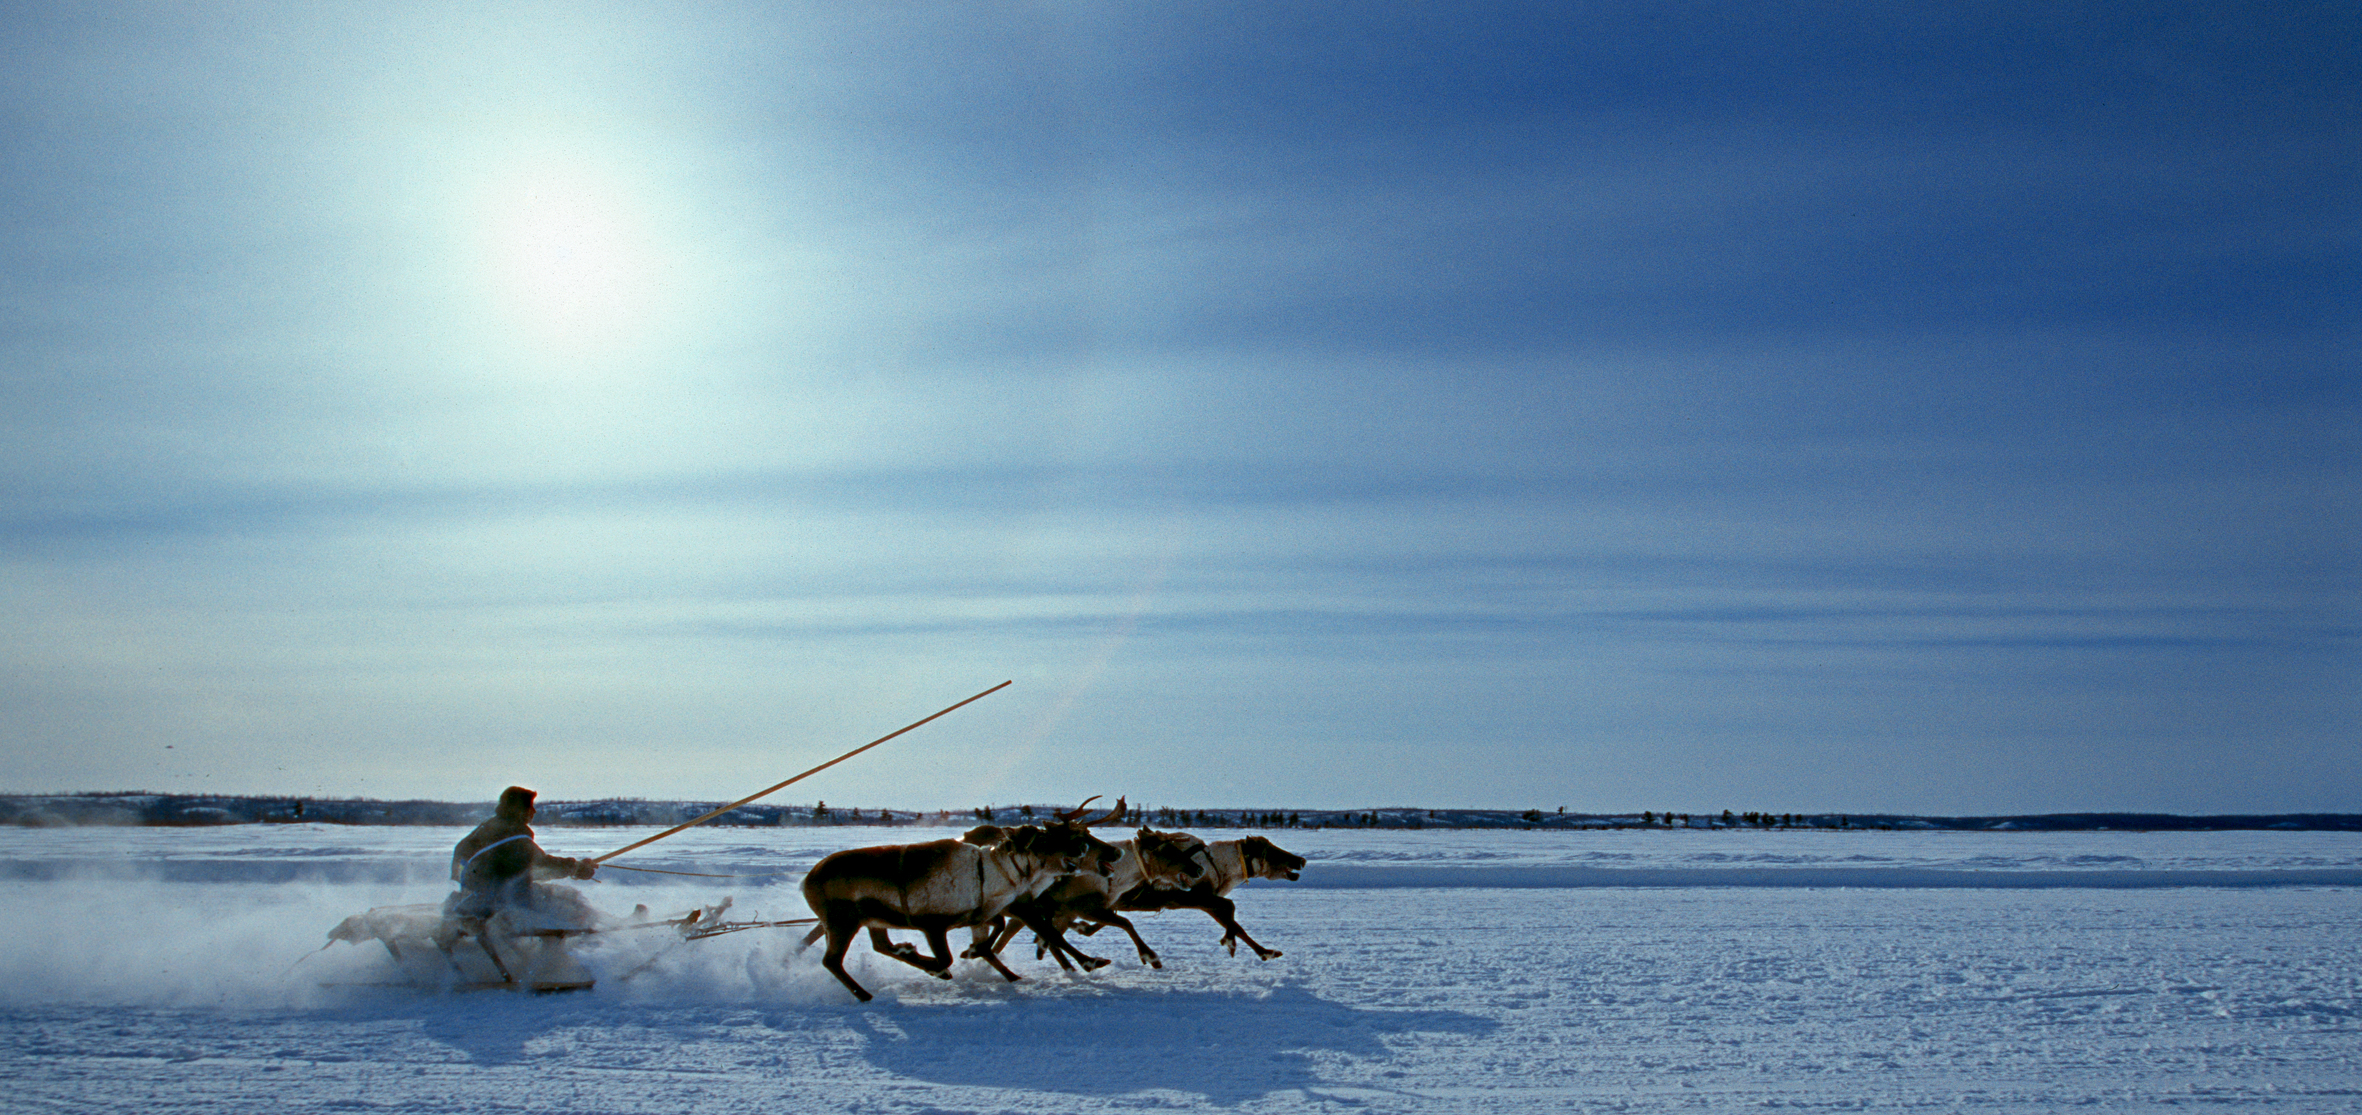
left=321, top=897, right=812, bottom=992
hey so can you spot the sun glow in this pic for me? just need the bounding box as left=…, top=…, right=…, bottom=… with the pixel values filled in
left=476, top=167, right=667, bottom=350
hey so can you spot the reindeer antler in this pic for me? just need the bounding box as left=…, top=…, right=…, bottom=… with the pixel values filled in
left=1087, top=796, right=1127, bottom=826
left=1053, top=795, right=1103, bottom=824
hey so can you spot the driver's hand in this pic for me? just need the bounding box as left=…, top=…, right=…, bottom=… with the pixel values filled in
left=573, top=860, right=597, bottom=880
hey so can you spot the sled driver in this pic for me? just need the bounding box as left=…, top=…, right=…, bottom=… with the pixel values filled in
left=444, top=786, right=601, bottom=928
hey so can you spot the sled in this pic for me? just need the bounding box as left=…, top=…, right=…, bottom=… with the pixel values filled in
left=320, top=897, right=812, bottom=992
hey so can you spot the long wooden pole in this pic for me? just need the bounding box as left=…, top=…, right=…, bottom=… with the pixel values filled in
left=592, top=680, right=1012, bottom=864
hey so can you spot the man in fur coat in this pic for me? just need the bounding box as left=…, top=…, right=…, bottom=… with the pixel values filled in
left=445, top=786, right=600, bottom=927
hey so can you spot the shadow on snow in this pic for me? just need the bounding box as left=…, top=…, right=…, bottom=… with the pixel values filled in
left=843, top=982, right=1496, bottom=1106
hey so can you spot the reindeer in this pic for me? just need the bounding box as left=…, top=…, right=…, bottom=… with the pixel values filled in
left=798, top=800, right=1122, bottom=1002
left=1089, top=835, right=1305, bottom=960
left=987, top=825, right=1215, bottom=971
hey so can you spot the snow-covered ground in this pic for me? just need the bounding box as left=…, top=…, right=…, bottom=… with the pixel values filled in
left=2, top=825, right=2356, bottom=1112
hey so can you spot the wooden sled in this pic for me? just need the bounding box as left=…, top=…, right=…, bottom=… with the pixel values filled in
left=321, top=897, right=812, bottom=992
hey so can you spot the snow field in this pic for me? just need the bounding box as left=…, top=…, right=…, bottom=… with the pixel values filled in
left=0, top=827, right=2355, bottom=1113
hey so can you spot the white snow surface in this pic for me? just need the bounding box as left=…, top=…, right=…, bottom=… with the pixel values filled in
left=2, top=825, right=2356, bottom=1112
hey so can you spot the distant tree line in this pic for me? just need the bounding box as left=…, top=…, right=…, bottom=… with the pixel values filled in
left=4, top=794, right=2357, bottom=831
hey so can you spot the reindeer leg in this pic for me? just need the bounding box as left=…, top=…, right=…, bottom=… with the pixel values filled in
left=1041, top=933, right=1081, bottom=971
left=960, top=915, right=1006, bottom=960
left=940, top=926, right=1012, bottom=982
left=1018, top=914, right=1055, bottom=964
left=1021, top=910, right=1108, bottom=972
left=1199, top=895, right=1282, bottom=960
left=1026, top=924, right=1077, bottom=972
left=870, top=926, right=939, bottom=972
left=817, top=913, right=872, bottom=1003
left=1084, top=911, right=1162, bottom=969
left=977, top=949, right=1027, bottom=981
left=963, top=924, right=1027, bottom=981
left=1038, top=929, right=1104, bottom=972
left=961, top=911, right=1068, bottom=969
left=965, top=914, right=1037, bottom=963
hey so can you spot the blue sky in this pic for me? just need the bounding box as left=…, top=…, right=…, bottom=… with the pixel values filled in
left=2, top=2, right=2353, bottom=814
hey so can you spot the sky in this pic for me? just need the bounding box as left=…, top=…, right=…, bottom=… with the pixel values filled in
left=1, top=1, right=2353, bottom=816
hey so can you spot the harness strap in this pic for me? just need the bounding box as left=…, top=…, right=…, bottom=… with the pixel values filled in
left=463, top=833, right=530, bottom=869
left=980, top=846, right=1018, bottom=901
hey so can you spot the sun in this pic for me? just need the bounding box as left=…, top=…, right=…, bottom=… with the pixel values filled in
left=476, top=167, right=664, bottom=349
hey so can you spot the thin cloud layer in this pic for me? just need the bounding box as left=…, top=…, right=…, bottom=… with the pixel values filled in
left=0, top=2, right=2352, bottom=813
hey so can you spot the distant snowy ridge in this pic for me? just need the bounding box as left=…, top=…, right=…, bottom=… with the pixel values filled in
left=5, top=794, right=2359, bottom=832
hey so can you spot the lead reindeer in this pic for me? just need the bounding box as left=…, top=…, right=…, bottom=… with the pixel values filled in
left=1092, top=835, right=1305, bottom=960
left=798, top=800, right=1123, bottom=1002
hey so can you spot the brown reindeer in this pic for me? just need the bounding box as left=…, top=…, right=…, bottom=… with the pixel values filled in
left=798, top=807, right=1120, bottom=1002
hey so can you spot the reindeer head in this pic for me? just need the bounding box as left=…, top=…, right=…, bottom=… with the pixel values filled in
left=1240, top=836, right=1305, bottom=881
left=1047, top=796, right=1126, bottom=874
left=1134, top=826, right=1212, bottom=887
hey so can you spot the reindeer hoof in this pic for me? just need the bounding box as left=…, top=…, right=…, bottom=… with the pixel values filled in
left=1146, top=957, right=1163, bottom=970
left=1257, top=948, right=1283, bottom=960
left=1080, top=956, right=1111, bottom=972
left=929, top=969, right=953, bottom=981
